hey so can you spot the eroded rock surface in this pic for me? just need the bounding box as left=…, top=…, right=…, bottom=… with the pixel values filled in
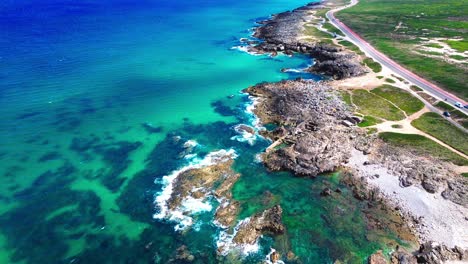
left=369, top=141, right=467, bottom=207
left=246, top=79, right=367, bottom=177
left=368, top=250, right=388, bottom=264
left=167, top=159, right=239, bottom=211
left=249, top=4, right=367, bottom=79
left=232, top=205, right=284, bottom=245
left=246, top=78, right=468, bottom=259
left=415, top=242, right=468, bottom=264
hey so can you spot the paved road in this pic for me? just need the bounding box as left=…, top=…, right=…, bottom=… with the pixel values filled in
left=326, top=0, right=468, bottom=117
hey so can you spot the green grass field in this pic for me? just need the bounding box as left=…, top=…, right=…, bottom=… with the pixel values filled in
left=351, top=89, right=405, bottom=121
left=303, top=25, right=335, bottom=43
left=322, top=22, right=344, bottom=36
left=362, top=57, right=382, bottom=73
left=339, top=40, right=365, bottom=55
left=379, top=132, right=468, bottom=166
left=423, top=43, right=443, bottom=49
left=449, top=55, right=465, bottom=60
left=409, top=85, right=423, bottom=92
left=444, top=39, right=468, bottom=53
left=337, top=0, right=468, bottom=100
left=411, top=112, right=468, bottom=155
left=372, top=85, right=424, bottom=115
left=358, top=115, right=382, bottom=127
left=434, top=101, right=455, bottom=111
left=340, top=91, right=353, bottom=106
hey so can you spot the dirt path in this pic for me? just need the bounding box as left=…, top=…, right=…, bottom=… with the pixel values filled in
left=372, top=107, right=468, bottom=160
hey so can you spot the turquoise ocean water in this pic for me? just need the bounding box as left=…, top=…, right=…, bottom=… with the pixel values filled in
left=0, top=0, right=410, bottom=263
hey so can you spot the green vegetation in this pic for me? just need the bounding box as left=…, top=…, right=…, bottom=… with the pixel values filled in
left=462, top=121, right=468, bottom=130
left=351, top=89, right=405, bottom=120
left=340, top=91, right=353, bottom=105
left=379, top=132, right=468, bottom=166
left=358, top=115, right=382, bottom=127
left=303, top=25, right=334, bottom=42
left=363, top=57, right=382, bottom=73
left=410, top=85, right=423, bottom=92
left=314, top=8, right=330, bottom=19
left=444, top=39, right=468, bottom=53
left=423, top=43, right=443, bottom=49
left=391, top=124, right=402, bottom=129
left=462, top=173, right=468, bottom=178
left=411, top=112, right=468, bottom=155
left=385, top=78, right=396, bottom=84
left=367, top=127, right=378, bottom=134
left=376, top=76, right=384, bottom=79
left=451, top=110, right=467, bottom=119
left=337, top=0, right=468, bottom=100
left=416, top=50, right=443, bottom=56
left=339, top=40, right=365, bottom=55
left=449, top=55, right=465, bottom=60
left=347, top=86, right=423, bottom=125
left=322, top=22, right=344, bottom=37
left=435, top=101, right=455, bottom=111
left=392, top=75, right=404, bottom=82
left=372, top=85, right=424, bottom=115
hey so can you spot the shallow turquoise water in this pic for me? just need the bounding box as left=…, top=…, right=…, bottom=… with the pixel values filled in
left=0, top=0, right=411, bottom=263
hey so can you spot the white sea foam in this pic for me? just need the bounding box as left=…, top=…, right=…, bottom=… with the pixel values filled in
left=183, top=153, right=197, bottom=160
left=181, top=196, right=213, bottom=214
left=230, top=94, right=267, bottom=145
left=231, top=45, right=263, bottom=56
left=153, top=148, right=237, bottom=231
left=216, top=217, right=261, bottom=256
left=245, top=95, right=263, bottom=129
left=183, top=139, right=198, bottom=149
left=230, top=124, right=257, bottom=145
left=265, top=248, right=285, bottom=264
left=282, top=62, right=313, bottom=74
left=254, top=154, right=263, bottom=163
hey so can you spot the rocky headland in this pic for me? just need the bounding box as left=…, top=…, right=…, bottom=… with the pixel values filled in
left=240, top=0, right=468, bottom=262
left=246, top=3, right=367, bottom=79
left=158, top=0, right=468, bottom=262
left=246, top=77, right=468, bottom=263
left=153, top=146, right=286, bottom=257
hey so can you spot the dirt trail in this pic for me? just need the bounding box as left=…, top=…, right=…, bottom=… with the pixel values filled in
left=372, top=107, right=468, bottom=160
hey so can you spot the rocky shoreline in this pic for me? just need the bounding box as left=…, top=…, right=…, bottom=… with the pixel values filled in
left=153, top=145, right=286, bottom=258
left=240, top=1, right=468, bottom=262
left=245, top=79, right=468, bottom=263
left=157, top=1, right=468, bottom=262
left=245, top=2, right=367, bottom=80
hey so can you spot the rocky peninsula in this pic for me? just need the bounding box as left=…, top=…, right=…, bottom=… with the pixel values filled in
left=246, top=2, right=366, bottom=80
left=241, top=1, right=468, bottom=263
left=156, top=0, right=467, bottom=262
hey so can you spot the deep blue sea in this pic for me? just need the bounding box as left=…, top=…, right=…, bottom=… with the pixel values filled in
left=0, top=0, right=409, bottom=263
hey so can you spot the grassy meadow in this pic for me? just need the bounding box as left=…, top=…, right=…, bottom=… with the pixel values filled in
left=337, top=0, right=468, bottom=99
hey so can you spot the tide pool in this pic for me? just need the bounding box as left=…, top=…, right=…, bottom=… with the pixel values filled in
left=0, top=0, right=411, bottom=263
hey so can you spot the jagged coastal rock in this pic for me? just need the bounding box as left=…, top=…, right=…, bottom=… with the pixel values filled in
left=245, top=79, right=370, bottom=177
left=246, top=78, right=468, bottom=262
left=249, top=4, right=367, bottom=79
left=155, top=147, right=287, bottom=255
left=232, top=205, right=284, bottom=245
left=166, top=159, right=239, bottom=211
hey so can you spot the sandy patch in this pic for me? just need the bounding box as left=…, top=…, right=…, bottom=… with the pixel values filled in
left=414, top=38, right=467, bottom=67
left=329, top=72, right=383, bottom=90
left=348, top=149, right=468, bottom=249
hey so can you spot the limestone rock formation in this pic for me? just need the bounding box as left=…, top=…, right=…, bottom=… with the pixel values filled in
left=368, top=250, right=388, bottom=264
left=232, top=205, right=285, bottom=245
left=250, top=5, right=367, bottom=80
left=246, top=80, right=366, bottom=177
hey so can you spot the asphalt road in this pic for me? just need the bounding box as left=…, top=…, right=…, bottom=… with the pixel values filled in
left=326, top=0, right=468, bottom=118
